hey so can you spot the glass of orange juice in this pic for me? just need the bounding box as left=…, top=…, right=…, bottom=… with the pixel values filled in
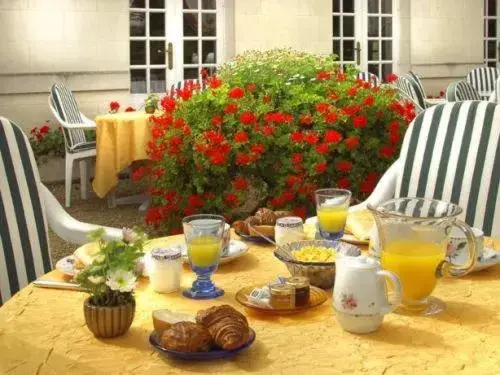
left=369, top=198, right=477, bottom=315
left=315, top=189, right=351, bottom=240
left=182, top=214, right=225, bottom=299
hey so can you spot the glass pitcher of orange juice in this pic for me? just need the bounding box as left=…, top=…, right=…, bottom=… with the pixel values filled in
left=369, top=198, right=477, bottom=315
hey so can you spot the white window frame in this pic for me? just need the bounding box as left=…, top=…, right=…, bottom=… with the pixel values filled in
left=484, top=0, right=500, bottom=68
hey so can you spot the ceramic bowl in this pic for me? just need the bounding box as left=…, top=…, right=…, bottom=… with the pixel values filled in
left=274, top=240, right=360, bottom=289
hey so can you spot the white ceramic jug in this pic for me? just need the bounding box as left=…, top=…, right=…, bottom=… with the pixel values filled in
left=333, top=254, right=401, bottom=333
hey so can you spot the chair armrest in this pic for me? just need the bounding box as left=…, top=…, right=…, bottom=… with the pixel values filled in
left=41, top=184, right=122, bottom=245
left=80, top=113, right=96, bottom=127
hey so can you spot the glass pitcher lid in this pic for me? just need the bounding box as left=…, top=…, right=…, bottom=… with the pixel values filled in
left=371, top=198, right=463, bottom=220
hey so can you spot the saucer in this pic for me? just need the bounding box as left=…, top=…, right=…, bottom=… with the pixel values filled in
left=447, top=247, right=500, bottom=273
left=55, top=255, right=77, bottom=277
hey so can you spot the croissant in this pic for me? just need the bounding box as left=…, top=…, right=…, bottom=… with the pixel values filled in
left=196, top=305, right=250, bottom=350
left=274, top=210, right=294, bottom=219
left=161, top=322, right=212, bottom=352
left=255, top=208, right=277, bottom=225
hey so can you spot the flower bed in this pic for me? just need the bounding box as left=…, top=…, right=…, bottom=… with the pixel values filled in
left=142, top=49, right=414, bottom=233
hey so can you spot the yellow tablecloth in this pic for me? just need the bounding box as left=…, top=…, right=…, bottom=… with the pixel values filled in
left=1, top=236, right=500, bottom=374
left=92, top=112, right=153, bottom=198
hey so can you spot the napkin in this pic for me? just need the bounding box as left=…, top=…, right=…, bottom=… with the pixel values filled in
left=345, top=210, right=375, bottom=241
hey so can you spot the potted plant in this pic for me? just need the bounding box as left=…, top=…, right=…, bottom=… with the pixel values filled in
left=145, top=94, right=159, bottom=114
left=76, top=227, right=146, bottom=338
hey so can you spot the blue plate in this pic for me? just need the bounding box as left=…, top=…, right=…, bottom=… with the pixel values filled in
left=149, top=328, right=256, bottom=360
left=235, top=230, right=274, bottom=244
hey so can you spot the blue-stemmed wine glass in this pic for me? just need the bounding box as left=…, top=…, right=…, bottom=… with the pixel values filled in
left=182, top=214, right=225, bottom=299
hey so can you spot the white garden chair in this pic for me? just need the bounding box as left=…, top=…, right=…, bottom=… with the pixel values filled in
left=0, top=116, right=121, bottom=304
left=307, top=101, right=500, bottom=237
left=393, top=76, right=425, bottom=114
left=356, top=72, right=380, bottom=87
left=445, top=81, right=481, bottom=102
left=48, top=83, right=97, bottom=208
left=488, top=76, right=500, bottom=104
left=466, top=67, right=500, bottom=100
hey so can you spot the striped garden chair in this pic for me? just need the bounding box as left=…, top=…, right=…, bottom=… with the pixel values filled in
left=446, top=81, right=481, bottom=101
left=357, top=72, right=380, bottom=87
left=405, top=72, right=432, bottom=108
left=349, top=101, right=500, bottom=236
left=49, top=83, right=96, bottom=207
left=466, top=67, right=500, bottom=100
left=0, top=117, right=121, bottom=305
left=488, top=76, right=500, bottom=104
left=393, top=76, right=425, bottom=113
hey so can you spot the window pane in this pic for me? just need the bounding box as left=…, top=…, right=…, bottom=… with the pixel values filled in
left=368, top=17, right=379, bottom=37
left=488, top=0, right=497, bottom=16
left=184, top=40, right=199, bottom=64
left=368, top=63, right=379, bottom=78
left=333, top=16, right=340, bottom=36
left=150, top=41, right=165, bottom=65
left=381, top=63, right=392, bottom=80
left=343, top=16, right=354, bottom=37
left=382, top=40, right=392, bottom=60
left=183, top=0, right=198, bottom=10
left=202, top=0, right=216, bottom=9
left=333, top=40, right=341, bottom=58
left=381, top=0, right=392, bottom=14
left=488, top=19, right=497, bottom=37
left=368, top=40, right=380, bottom=60
left=487, top=61, right=497, bottom=68
left=130, top=41, right=146, bottom=65
left=343, top=0, right=354, bottom=13
left=368, top=0, right=378, bottom=13
left=202, top=13, right=216, bottom=36
left=488, top=40, right=497, bottom=59
left=130, top=12, right=146, bottom=36
left=333, top=0, right=340, bottom=12
left=184, top=67, right=199, bottom=79
left=202, top=65, right=217, bottom=75
left=150, top=69, right=166, bottom=93
left=343, top=40, right=355, bottom=61
left=202, top=40, right=216, bottom=63
left=150, top=0, right=165, bottom=9
left=130, top=0, right=145, bottom=8
left=381, top=17, right=392, bottom=37
left=184, top=13, right=198, bottom=36
left=150, top=12, right=165, bottom=36
left=131, top=70, right=147, bottom=93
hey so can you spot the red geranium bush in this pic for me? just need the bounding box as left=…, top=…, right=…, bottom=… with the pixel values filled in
left=143, top=49, right=414, bottom=233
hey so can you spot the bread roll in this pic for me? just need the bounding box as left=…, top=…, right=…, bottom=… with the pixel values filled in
left=254, top=208, right=277, bottom=225
left=161, top=322, right=212, bottom=352
left=153, top=309, right=195, bottom=336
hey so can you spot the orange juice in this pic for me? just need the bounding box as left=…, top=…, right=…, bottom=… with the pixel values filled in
left=187, top=235, right=221, bottom=267
left=381, top=240, right=445, bottom=302
left=318, top=206, right=349, bottom=233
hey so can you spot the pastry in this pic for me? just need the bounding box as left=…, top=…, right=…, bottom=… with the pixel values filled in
left=232, top=220, right=248, bottom=234
left=248, top=225, right=275, bottom=238
left=255, top=208, right=277, bottom=225
left=161, top=322, right=212, bottom=352
left=152, top=309, right=195, bottom=335
left=244, top=216, right=262, bottom=226
left=274, top=210, right=294, bottom=219
left=196, top=305, right=250, bottom=350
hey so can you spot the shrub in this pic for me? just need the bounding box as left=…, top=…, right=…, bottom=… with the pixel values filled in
left=143, top=49, right=414, bottom=233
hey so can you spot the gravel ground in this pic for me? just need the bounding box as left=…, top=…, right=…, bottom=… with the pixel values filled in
left=47, top=180, right=147, bottom=264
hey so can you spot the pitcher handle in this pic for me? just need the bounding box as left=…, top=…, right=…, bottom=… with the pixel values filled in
left=439, top=220, right=477, bottom=277
left=377, top=270, right=402, bottom=314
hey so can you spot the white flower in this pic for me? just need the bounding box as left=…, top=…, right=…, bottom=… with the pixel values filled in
left=122, top=227, right=138, bottom=244
left=285, top=82, right=292, bottom=86
left=106, top=270, right=137, bottom=293
left=88, top=276, right=104, bottom=284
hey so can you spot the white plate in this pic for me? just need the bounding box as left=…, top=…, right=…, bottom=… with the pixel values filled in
left=55, top=255, right=77, bottom=277
left=447, top=247, right=500, bottom=273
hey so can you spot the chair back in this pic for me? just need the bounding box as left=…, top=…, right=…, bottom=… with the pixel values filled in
left=454, top=81, right=482, bottom=101
left=395, top=101, right=500, bottom=236
left=466, top=67, right=500, bottom=98
left=405, top=72, right=427, bottom=109
left=0, top=117, right=52, bottom=304
left=394, top=76, right=424, bottom=113
left=50, top=83, right=87, bottom=150
left=445, top=82, right=458, bottom=102
left=357, top=72, right=380, bottom=87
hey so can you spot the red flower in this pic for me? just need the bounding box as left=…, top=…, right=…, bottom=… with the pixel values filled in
left=239, top=111, right=257, bottom=124
left=236, top=153, right=251, bottom=165
left=315, top=143, right=329, bottom=155
left=228, top=87, right=245, bottom=99
left=316, top=71, right=331, bottom=80
left=336, top=72, right=347, bottom=82
left=188, top=194, right=204, bottom=208
left=234, top=131, right=249, bottom=143
left=262, top=125, right=275, bottom=136
left=174, top=118, right=186, bottom=128
left=246, top=83, right=256, bottom=92
left=263, top=95, right=272, bottom=104
left=145, top=207, right=162, bottom=226
left=233, top=176, right=249, bottom=190
left=224, top=193, right=239, bottom=208
left=315, top=162, right=327, bottom=173
left=342, top=105, right=361, bottom=117
left=204, top=130, right=225, bottom=145
left=324, top=130, right=343, bottom=144
left=281, top=190, right=295, bottom=202
left=325, top=111, right=338, bottom=124
left=200, top=68, right=208, bottom=76
left=360, top=179, right=376, bottom=194
left=286, top=175, right=301, bottom=187
left=30, top=127, right=38, bottom=135
left=388, top=131, right=401, bottom=144
left=337, top=177, right=351, bottom=189
left=367, top=172, right=379, bottom=181
left=36, top=133, right=43, bottom=140
left=250, top=143, right=265, bottom=154
left=39, top=125, right=50, bottom=134
left=379, top=145, right=396, bottom=159
left=161, top=96, right=176, bottom=112
left=131, top=166, right=146, bottom=181
left=304, top=131, right=319, bottom=145
left=151, top=167, right=165, bottom=179
left=291, top=153, right=303, bottom=164
left=125, top=106, right=136, bottom=112
left=385, top=73, right=398, bottom=83
left=224, top=103, right=238, bottom=114
left=293, top=206, right=307, bottom=219
left=316, top=103, right=330, bottom=113
left=347, top=87, right=358, bottom=97
left=344, top=136, right=360, bottom=150
left=269, top=197, right=284, bottom=208
left=336, top=160, right=353, bottom=173
left=182, top=125, right=191, bottom=135
left=211, top=116, right=223, bottom=126
left=353, top=115, right=368, bottom=129
left=364, top=95, right=374, bottom=106
left=209, top=150, right=228, bottom=165
left=329, top=91, right=339, bottom=101
left=207, top=76, right=222, bottom=89
left=290, top=131, right=304, bottom=143
left=109, top=101, right=120, bottom=111
left=300, top=114, right=313, bottom=126
left=388, top=120, right=400, bottom=133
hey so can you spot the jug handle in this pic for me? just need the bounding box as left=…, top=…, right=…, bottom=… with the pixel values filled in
left=377, top=270, right=402, bottom=314
left=439, top=220, right=477, bottom=277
